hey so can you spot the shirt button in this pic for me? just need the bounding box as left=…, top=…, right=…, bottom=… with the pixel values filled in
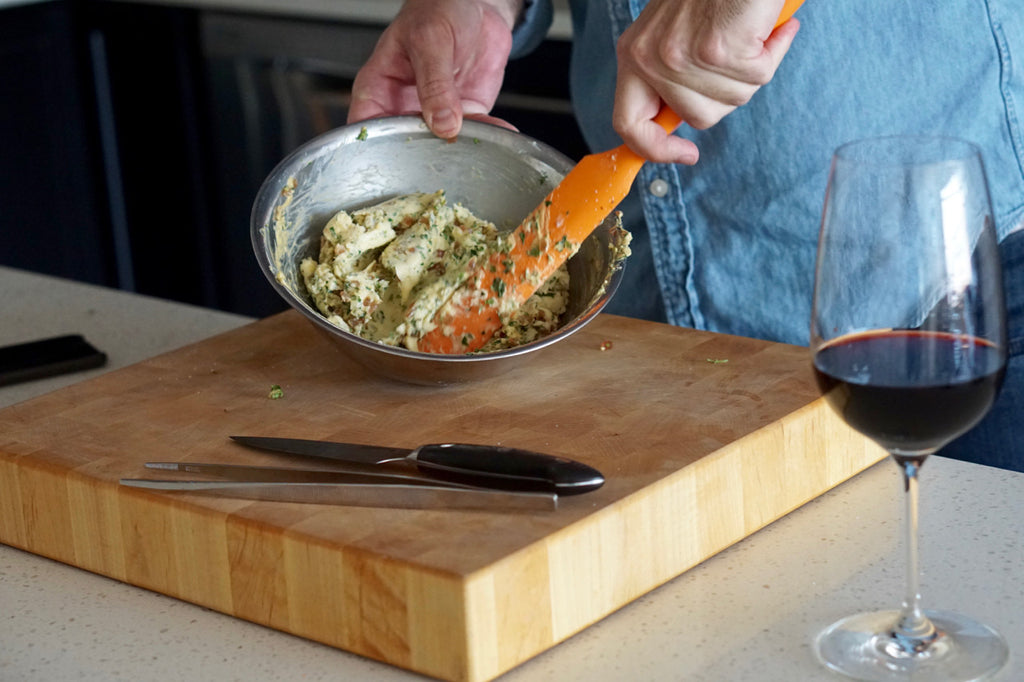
left=649, top=178, right=669, bottom=197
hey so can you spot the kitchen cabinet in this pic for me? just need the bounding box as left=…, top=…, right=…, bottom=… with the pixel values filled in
left=85, top=1, right=221, bottom=307
left=0, top=1, right=221, bottom=304
left=1, top=1, right=584, bottom=319
left=0, top=1, right=115, bottom=288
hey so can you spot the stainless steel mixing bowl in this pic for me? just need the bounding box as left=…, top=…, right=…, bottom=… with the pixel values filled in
left=251, top=116, right=627, bottom=385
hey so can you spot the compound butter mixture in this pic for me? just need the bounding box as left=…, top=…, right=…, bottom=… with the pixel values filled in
left=300, top=191, right=570, bottom=352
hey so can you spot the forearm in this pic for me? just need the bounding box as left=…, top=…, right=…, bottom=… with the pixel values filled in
left=401, top=0, right=525, bottom=30
left=477, top=0, right=526, bottom=29
left=353, top=0, right=519, bottom=137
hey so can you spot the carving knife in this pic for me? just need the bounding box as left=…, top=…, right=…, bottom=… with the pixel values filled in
left=119, top=478, right=557, bottom=511
left=230, top=435, right=604, bottom=495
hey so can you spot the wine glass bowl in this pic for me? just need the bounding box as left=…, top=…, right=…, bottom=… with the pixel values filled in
left=810, top=136, right=1009, bottom=680
left=813, top=330, right=1006, bottom=455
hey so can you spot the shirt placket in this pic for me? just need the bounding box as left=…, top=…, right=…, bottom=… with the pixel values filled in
left=606, top=0, right=701, bottom=329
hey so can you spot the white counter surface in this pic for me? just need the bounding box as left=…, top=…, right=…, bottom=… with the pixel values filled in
left=0, top=265, right=1022, bottom=681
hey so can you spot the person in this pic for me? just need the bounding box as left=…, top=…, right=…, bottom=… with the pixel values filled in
left=347, top=0, right=1024, bottom=470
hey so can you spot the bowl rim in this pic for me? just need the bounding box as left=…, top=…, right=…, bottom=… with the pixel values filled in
left=250, top=116, right=625, bottom=364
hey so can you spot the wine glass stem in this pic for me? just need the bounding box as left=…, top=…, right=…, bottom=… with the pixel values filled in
left=893, top=455, right=938, bottom=651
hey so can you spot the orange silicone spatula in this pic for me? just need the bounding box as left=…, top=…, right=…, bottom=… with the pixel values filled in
left=416, top=0, right=805, bottom=354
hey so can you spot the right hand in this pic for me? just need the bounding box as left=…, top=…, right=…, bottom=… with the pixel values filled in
left=613, top=0, right=800, bottom=164
left=347, top=0, right=522, bottom=140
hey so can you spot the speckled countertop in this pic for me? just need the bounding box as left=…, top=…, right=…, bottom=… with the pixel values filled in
left=1, top=264, right=1021, bottom=681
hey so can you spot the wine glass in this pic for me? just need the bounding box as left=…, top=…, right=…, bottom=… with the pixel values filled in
left=810, top=136, right=1010, bottom=680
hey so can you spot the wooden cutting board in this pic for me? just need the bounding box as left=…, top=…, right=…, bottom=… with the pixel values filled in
left=0, top=311, right=884, bottom=681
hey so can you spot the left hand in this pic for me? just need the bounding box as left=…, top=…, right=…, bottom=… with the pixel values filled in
left=347, top=0, right=520, bottom=139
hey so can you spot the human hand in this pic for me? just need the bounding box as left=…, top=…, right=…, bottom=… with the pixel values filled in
left=613, top=0, right=801, bottom=164
left=347, top=0, right=523, bottom=139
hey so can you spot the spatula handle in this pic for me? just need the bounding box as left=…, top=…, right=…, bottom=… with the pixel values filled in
left=414, top=0, right=805, bottom=356
left=411, top=444, right=605, bottom=496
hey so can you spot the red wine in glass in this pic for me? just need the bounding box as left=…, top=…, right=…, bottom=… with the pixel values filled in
left=810, top=136, right=1009, bottom=681
left=814, top=330, right=1006, bottom=454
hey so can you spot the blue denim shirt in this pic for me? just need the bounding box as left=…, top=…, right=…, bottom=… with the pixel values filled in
left=513, top=1, right=1024, bottom=469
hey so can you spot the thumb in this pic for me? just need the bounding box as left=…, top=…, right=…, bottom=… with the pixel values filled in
left=764, top=17, right=800, bottom=68
left=409, top=47, right=463, bottom=139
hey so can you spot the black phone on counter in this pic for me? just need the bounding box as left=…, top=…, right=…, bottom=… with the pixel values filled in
left=0, top=334, right=107, bottom=387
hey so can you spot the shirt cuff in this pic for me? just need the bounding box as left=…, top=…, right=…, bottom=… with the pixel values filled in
left=510, top=0, right=554, bottom=58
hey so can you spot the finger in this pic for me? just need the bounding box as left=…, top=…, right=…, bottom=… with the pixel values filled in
left=407, top=32, right=463, bottom=139
left=347, top=73, right=409, bottom=124
left=659, top=65, right=762, bottom=115
left=347, top=85, right=426, bottom=125
left=612, top=68, right=662, bottom=138
left=670, top=17, right=800, bottom=114
left=706, top=17, right=801, bottom=90
left=613, top=72, right=700, bottom=165
left=663, top=86, right=743, bottom=130
left=633, top=127, right=701, bottom=166
left=347, top=42, right=423, bottom=125
left=346, top=95, right=381, bottom=125
left=764, top=17, right=800, bottom=69
left=463, top=112, right=519, bottom=132
left=616, top=62, right=723, bottom=142
left=726, top=15, right=801, bottom=86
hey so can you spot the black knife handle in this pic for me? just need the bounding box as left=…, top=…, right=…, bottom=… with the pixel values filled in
left=410, top=444, right=604, bottom=496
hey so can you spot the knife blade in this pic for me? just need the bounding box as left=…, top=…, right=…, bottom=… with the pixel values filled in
left=144, top=461, right=483, bottom=487
left=230, top=436, right=604, bottom=495
left=119, top=479, right=557, bottom=511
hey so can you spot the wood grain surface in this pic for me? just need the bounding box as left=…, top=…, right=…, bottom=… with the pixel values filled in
left=0, top=311, right=885, bottom=681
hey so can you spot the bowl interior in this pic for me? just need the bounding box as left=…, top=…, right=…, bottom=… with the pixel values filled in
left=251, top=116, right=624, bottom=380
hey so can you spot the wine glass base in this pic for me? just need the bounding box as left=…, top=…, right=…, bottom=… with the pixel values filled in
left=815, top=609, right=1008, bottom=681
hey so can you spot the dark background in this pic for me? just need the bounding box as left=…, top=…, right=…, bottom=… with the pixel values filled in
left=2, top=0, right=586, bottom=318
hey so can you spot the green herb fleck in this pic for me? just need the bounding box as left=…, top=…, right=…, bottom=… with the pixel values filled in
left=356, top=127, right=369, bottom=141
left=706, top=358, right=729, bottom=365
left=268, top=384, right=285, bottom=399
left=491, top=278, right=506, bottom=297
left=527, top=245, right=541, bottom=257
